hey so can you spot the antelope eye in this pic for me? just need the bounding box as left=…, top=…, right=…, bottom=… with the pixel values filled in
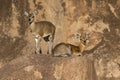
left=29, top=18, right=31, bottom=21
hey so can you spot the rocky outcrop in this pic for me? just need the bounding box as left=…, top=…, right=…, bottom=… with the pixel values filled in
left=0, top=54, right=97, bottom=80
left=0, top=0, right=120, bottom=80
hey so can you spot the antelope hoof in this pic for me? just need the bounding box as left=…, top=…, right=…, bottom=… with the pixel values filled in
left=47, top=50, right=52, bottom=54
left=35, top=51, right=39, bottom=54
left=35, top=50, right=41, bottom=54
left=39, top=50, right=42, bottom=54
left=47, top=51, right=51, bottom=55
left=78, top=54, right=83, bottom=57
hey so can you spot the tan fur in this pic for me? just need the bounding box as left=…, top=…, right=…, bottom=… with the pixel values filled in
left=25, top=10, right=56, bottom=54
left=52, top=34, right=89, bottom=57
left=30, top=21, right=55, bottom=38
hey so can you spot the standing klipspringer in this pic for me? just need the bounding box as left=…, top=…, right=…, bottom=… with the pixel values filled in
left=25, top=9, right=56, bottom=54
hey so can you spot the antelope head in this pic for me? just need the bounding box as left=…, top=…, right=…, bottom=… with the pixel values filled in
left=24, top=9, right=38, bottom=24
left=75, top=33, right=90, bottom=45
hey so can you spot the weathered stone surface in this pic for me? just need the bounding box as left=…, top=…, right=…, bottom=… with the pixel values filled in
left=0, top=54, right=97, bottom=80
left=0, top=0, right=120, bottom=80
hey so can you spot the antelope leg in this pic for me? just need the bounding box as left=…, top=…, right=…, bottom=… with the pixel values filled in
left=34, top=37, right=41, bottom=54
left=47, top=35, right=53, bottom=54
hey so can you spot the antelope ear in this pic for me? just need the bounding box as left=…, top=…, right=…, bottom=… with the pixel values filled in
left=75, top=33, right=81, bottom=39
left=86, top=33, right=91, bottom=39
left=24, top=11, right=29, bottom=17
left=33, top=9, right=38, bottom=16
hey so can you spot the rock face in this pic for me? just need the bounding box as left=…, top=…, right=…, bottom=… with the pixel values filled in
left=0, top=54, right=97, bottom=80
left=0, top=0, right=120, bottom=80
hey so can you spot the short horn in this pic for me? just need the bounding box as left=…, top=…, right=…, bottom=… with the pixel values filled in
left=33, top=9, right=38, bottom=16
